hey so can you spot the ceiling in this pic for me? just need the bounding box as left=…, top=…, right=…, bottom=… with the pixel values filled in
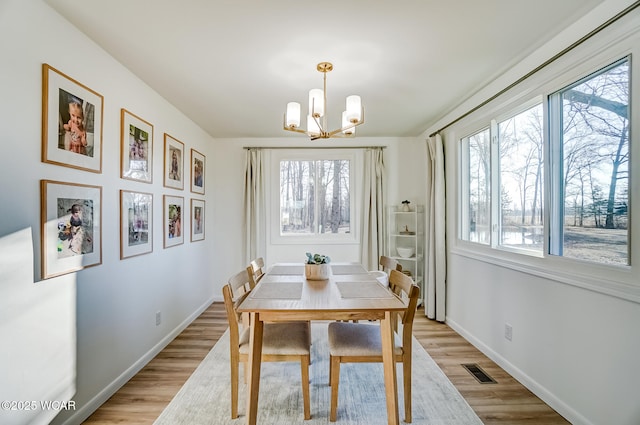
left=44, top=0, right=604, bottom=139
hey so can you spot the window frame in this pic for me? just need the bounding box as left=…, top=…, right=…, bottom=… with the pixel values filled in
left=269, top=149, right=359, bottom=246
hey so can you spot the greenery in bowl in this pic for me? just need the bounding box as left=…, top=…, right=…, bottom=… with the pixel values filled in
left=305, top=252, right=331, bottom=264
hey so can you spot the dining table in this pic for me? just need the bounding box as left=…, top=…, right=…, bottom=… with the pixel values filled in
left=236, top=262, right=408, bottom=425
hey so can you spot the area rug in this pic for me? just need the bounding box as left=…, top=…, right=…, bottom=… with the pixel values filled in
left=154, top=323, right=483, bottom=425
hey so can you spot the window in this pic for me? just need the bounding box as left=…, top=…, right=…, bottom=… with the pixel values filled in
left=549, top=58, right=630, bottom=265
left=497, top=103, right=544, bottom=252
left=460, top=103, right=544, bottom=255
left=460, top=57, right=630, bottom=266
left=279, top=158, right=351, bottom=236
left=461, top=128, right=491, bottom=244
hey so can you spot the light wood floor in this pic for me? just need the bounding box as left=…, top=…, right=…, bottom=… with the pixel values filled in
left=82, top=302, right=569, bottom=424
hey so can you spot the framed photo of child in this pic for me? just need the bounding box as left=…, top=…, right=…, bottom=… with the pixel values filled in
left=191, top=199, right=205, bottom=242
left=163, top=195, right=184, bottom=248
left=41, top=180, right=102, bottom=279
left=191, top=149, right=205, bottom=195
left=120, top=190, right=153, bottom=259
left=121, top=109, right=153, bottom=183
left=163, top=134, right=184, bottom=190
left=42, top=64, right=103, bottom=173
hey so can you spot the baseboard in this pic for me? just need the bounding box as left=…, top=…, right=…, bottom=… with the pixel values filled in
left=60, top=297, right=215, bottom=425
left=445, top=315, right=594, bottom=425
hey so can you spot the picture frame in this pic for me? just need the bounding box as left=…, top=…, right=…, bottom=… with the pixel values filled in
left=163, top=134, right=184, bottom=190
left=41, top=180, right=102, bottom=279
left=191, top=199, right=205, bottom=242
left=120, top=190, right=153, bottom=259
left=121, top=109, right=153, bottom=183
left=163, top=195, right=184, bottom=248
left=190, top=149, right=205, bottom=194
left=42, top=64, right=103, bottom=173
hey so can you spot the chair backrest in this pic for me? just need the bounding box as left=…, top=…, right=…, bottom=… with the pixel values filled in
left=388, top=269, right=420, bottom=339
left=246, top=257, right=265, bottom=289
left=379, top=255, right=402, bottom=273
left=222, top=269, right=253, bottom=347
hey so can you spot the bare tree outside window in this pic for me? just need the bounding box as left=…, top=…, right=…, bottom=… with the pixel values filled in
left=498, top=104, right=544, bottom=252
left=461, top=128, right=491, bottom=244
left=556, top=58, right=629, bottom=265
left=280, top=159, right=351, bottom=236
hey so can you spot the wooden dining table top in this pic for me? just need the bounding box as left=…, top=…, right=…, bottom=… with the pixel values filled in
left=237, top=262, right=406, bottom=321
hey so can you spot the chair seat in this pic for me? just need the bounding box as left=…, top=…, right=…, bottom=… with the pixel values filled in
left=328, top=322, right=402, bottom=357
left=369, top=270, right=389, bottom=287
left=239, top=322, right=310, bottom=355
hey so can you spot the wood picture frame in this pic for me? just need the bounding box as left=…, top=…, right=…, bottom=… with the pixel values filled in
left=41, top=180, right=102, bottom=279
left=191, top=199, right=205, bottom=242
left=121, top=109, right=153, bottom=183
left=120, top=190, right=153, bottom=259
left=42, top=64, right=103, bottom=173
left=163, top=134, right=184, bottom=190
left=190, top=149, right=205, bottom=194
left=163, top=195, right=184, bottom=248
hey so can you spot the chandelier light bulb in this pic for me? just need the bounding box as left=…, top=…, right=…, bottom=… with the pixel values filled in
left=307, top=114, right=321, bottom=135
left=345, top=95, right=362, bottom=123
left=342, top=111, right=354, bottom=135
left=308, top=89, right=324, bottom=118
left=286, top=102, right=301, bottom=128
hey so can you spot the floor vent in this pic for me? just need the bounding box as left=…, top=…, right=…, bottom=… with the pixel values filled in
left=461, top=363, right=497, bottom=384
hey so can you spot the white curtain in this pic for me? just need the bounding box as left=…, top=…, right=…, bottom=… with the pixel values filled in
left=243, top=148, right=265, bottom=264
left=425, top=134, right=446, bottom=321
left=360, top=147, right=385, bottom=271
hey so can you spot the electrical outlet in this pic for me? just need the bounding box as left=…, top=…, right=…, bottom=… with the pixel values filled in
left=156, top=311, right=161, bottom=326
left=504, top=323, right=513, bottom=341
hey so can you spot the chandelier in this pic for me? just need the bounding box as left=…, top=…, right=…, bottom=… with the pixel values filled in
left=284, top=62, right=364, bottom=140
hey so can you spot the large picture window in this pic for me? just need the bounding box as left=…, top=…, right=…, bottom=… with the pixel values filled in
left=549, top=58, right=629, bottom=265
left=279, top=158, right=351, bottom=236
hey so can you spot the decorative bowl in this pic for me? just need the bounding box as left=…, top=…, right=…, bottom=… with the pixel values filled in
left=396, top=247, right=415, bottom=258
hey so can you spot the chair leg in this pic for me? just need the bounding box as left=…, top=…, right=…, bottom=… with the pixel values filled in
left=230, top=356, right=239, bottom=419
left=301, top=355, right=311, bottom=420
left=329, top=356, right=340, bottom=422
left=403, top=356, right=412, bottom=423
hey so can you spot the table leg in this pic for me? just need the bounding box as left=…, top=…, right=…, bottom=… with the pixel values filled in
left=380, top=311, right=399, bottom=425
left=246, top=312, right=264, bottom=425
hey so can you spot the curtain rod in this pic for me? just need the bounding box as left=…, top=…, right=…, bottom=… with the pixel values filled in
left=243, top=146, right=386, bottom=150
left=428, top=2, right=639, bottom=138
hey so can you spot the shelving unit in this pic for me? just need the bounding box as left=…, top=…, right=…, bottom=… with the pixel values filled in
left=386, top=205, right=424, bottom=300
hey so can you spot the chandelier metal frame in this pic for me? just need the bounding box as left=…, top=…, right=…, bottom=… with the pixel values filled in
left=283, top=62, right=364, bottom=140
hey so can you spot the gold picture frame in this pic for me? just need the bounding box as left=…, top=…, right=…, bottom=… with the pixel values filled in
left=120, top=190, right=153, bottom=259
left=121, top=109, right=153, bottom=183
left=163, top=134, right=184, bottom=190
left=42, top=64, right=103, bottom=173
left=41, top=180, right=102, bottom=279
left=191, top=198, right=205, bottom=242
left=191, top=149, right=205, bottom=195
left=163, top=195, right=184, bottom=248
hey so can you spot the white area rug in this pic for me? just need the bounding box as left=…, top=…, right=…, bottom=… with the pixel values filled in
left=154, top=323, right=483, bottom=424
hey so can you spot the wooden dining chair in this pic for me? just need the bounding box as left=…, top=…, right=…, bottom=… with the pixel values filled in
left=327, top=269, right=420, bottom=423
left=246, top=257, right=265, bottom=289
left=222, top=269, right=311, bottom=420
left=370, top=255, right=403, bottom=287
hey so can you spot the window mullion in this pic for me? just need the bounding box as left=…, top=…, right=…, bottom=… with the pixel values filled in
left=490, top=119, right=499, bottom=248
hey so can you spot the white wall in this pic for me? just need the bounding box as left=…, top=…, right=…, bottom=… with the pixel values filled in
left=0, top=1, right=223, bottom=424
left=425, top=2, right=640, bottom=425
